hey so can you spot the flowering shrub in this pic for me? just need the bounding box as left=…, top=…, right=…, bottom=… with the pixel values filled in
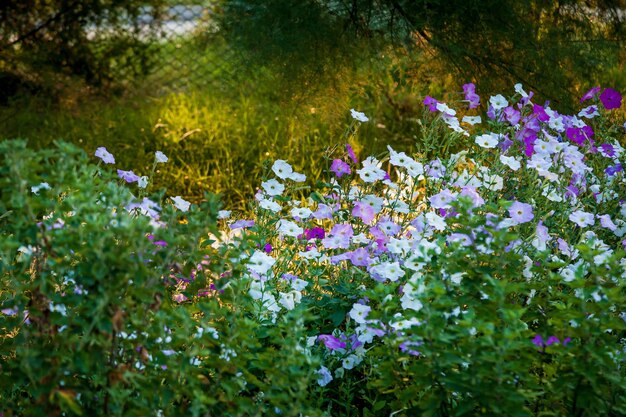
left=2, top=84, right=626, bottom=416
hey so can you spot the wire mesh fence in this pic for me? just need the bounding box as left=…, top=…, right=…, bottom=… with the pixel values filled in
left=0, top=1, right=239, bottom=98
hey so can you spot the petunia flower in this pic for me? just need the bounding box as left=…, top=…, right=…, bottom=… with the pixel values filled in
left=508, top=201, right=534, bottom=224
left=350, top=108, right=369, bottom=122
left=599, top=88, right=622, bottom=110
left=155, top=151, right=168, bottom=163
left=95, top=147, right=115, bottom=164
left=318, top=334, right=346, bottom=350
left=170, top=196, right=191, bottom=212
left=117, top=169, right=140, bottom=183
left=330, top=159, right=351, bottom=178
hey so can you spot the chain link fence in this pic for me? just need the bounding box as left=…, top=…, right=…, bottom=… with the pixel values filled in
left=0, top=1, right=239, bottom=99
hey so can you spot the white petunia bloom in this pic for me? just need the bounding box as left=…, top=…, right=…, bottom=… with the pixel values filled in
left=357, top=157, right=387, bottom=183
left=277, top=219, right=303, bottom=237
left=248, top=251, right=276, bottom=275
left=499, top=155, right=521, bottom=171
left=569, top=210, right=595, bottom=227
left=489, top=94, right=508, bottom=110
left=475, top=133, right=499, bottom=149
left=170, top=196, right=191, bottom=212
left=31, top=182, right=51, bottom=194
left=271, top=159, right=293, bottom=179
left=462, top=115, right=482, bottom=125
left=291, top=207, right=312, bottom=219
left=349, top=303, right=371, bottom=324
left=155, top=151, right=168, bottom=163
left=278, top=290, right=302, bottom=310
left=350, top=108, right=369, bottom=122
left=259, top=198, right=282, bottom=212
left=261, top=179, right=285, bottom=196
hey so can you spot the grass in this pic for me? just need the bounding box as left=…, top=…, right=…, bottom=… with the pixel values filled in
left=0, top=40, right=465, bottom=213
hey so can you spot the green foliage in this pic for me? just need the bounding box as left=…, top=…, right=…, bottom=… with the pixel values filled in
left=0, top=140, right=322, bottom=416
left=219, top=0, right=626, bottom=109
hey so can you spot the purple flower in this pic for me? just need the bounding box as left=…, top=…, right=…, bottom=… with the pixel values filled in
left=318, top=334, right=346, bottom=350
left=508, top=201, right=534, bottom=224
left=580, top=86, right=601, bottom=102
left=599, top=143, right=615, bottom=157
left=117, top=169, right=140, bottom=183
left=605, top=163, right=623, bottom=176
left=304, top=227, right=326, bottom=240
left=423, top=96, right=439, bottom=112
left=599, top=88, right=622, bottom=110
left=462, top=83, right=480, bottom=109
left=230, top=219, right=254, bottom=229
left=503, top=106, right=521, bottom=126
left=399, top=340, right=421, bottom=356
left=352, top=201, right=376, bottom=224
left=346, top=144, right=358, bottom=164
left=263, top=243, right=273, bottom=253
left=531, top=334, right=544, bottom=347
left=545, top=336, right=560, bottom=346
left=346, top=247, right=371, bottom=267
left=95, top=147, right=115, bottom=164
left=330, top=159, right=351, bottom=178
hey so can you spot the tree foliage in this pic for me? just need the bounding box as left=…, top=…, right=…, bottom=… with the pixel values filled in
left=219, top=0, right=626, bottom=107
left=0, top=0, right=166, bottom=91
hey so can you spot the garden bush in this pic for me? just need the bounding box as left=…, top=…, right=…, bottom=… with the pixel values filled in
left=1, top=83, right=626, bottom=416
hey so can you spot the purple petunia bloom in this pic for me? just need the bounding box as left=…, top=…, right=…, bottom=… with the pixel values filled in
left=230, top=219, right=255, bottom=229
left=399, top=340, right=422, bottom=356
left=503, top=106, right=521, bottom=126
left=263, top=243, right=273, bottom=253
left=606, top=163, right=623, bottom=176
left=304, top=227, right=326, bottom=240
left=346, top=247, right=371, bottom=267
left=95, top=147, right=115, bottom=164
left=318, top=334, right=346, bottom=350
left=330, top=159, right=351, bottom=178
left=545, top=336, right=560, bottom=346
left=462, top=83, right=480, bottom=109
left=117, top=169, right=140, bottom=183
left=599, top=88, right=622, bottom=110
left=508, top=201, right=534, bottom=224
left=580, top=86, right=601, bottom=102
left=352, top=201, right=376, bottom=224
left=423, top=96, right=439, bottom=112
left=346, top=144, right=359, bottom=164
left=599, top=143, right=615, bottom=157
left=531, top=334, right=544, bottom=347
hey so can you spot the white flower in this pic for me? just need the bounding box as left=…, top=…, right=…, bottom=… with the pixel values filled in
left=369, top=261, right=404, bottom=282
left=261, top=179, right=285, bottom=196
left=218, top=210, right=231, bottom=219
left=137, top=176, right=149, bottom=189
left=461, top=115, right=482, bottom=125
left=436, top=102, right=456, bottom=117
left=155, top=151, right=168, bottom=163
left=291, top=207, right=312, bottom=219
left=259, top=198, right=282, bottom=212
left=569, top=210, right=594, bottom=227
left=475, top=133, right=499, bottom=148
left=278, top=290, right=302, bottom=310
left=248, top=251, right=276, bottom=275
left=357, top=157, right=386, bottom=183
left=170, top=196, right=191, bottom=212
left=31, top=182, right=51, bottom=194
left=425, top=212, right=447, bottom=231
left=499, top=155, right=521, bottom=171
left=349, top=303, right=371, bottom=324
left=489, top=94, right=508, bottom=111
left=350, top=108, right=369, bottom=122
left=277, top=219, right=303, bottom=237
left=342, top=354, right=362, bottom=370
left=514, top=83, right=528, bottom=98
left=272, top=159, right=294, bottom=179
left=400, top=292, right=423, bottom=311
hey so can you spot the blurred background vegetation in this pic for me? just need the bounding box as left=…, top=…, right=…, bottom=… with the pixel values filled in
left=1, top=0, right=625, bottom=210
